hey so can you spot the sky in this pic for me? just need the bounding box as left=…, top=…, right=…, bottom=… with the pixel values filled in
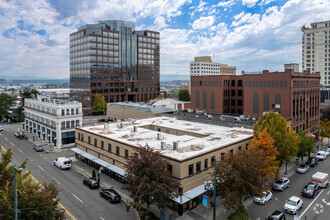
left=0, top=0, right=329, bottom=80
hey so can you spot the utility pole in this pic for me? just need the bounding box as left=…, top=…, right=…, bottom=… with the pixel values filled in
left=213, top=159, right=217, bottom=220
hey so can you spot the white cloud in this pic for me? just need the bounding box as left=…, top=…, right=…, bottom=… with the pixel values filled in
left=242, top=0, right=259, bottom=8
left=231, top=13, right=260, bottom=26
left=259, top=0, right=275, bottom=6
left=153, top=16, right=168, bottom=30
left=192, top=16, right=215, bottom=30
left=216, top=0, right=236, bottom=8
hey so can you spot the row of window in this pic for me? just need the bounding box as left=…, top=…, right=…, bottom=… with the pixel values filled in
left=71, top=62, right=119, bottom=69
left=191, top=63, right=220, bottom=67
left=71, top=49, right=119, bottom=58
left=70, top=44, right=119, bottom=53
left=138, top=37, right=159, bottom=43
left=25, top=103, right=81, bottom=117
left=138, top=42, right=158, bottom=49
left=70, top=35, right=119, bottom=46
left=245, top=80, right=288, bottom=88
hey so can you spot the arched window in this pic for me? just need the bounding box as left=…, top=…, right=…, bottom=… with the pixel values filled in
left=263, top=93, right=270, bottom=111
left=253, top=93, right=259, bottom=113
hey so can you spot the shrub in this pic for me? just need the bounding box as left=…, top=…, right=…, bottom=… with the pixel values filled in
left=230, top=207, right=249, bottom=220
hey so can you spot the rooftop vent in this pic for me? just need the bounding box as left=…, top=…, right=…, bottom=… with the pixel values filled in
left=173, top=141, right=179, bottom=151
left=104, top=123, right=108, bottom=129
left=133, top=126, right=137, bottom=132
left=117, top=123, right=123, bottom=129
left=157, top=132, right=162, bottom=140
left=161, top=141, right=166, bottom=150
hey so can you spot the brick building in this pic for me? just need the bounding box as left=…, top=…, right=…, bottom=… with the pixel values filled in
left=190, top=64, right=320, bottom=133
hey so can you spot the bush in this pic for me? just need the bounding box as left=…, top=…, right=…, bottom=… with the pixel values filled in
left=230, top=207, right=249, bottom=220
left=92, top=169, right=96, bottom=179
left=129, top=201, right=159, bottom=220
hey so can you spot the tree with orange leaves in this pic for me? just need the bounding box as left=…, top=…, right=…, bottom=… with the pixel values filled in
left=250, top=129, right=280, bottom=180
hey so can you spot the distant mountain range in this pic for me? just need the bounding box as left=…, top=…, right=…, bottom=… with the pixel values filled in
left=0, top=74, right=189, bottom=84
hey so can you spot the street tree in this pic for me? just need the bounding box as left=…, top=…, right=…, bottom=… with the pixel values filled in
left=318, top=118, right=330, bottom=149
left=124, top=144, right=179, bottom=214
left=178, top=88, right=190, bottom=101
left=253, top=111, right=300, bottom=172
left=249, top=129, right=279, bottom=180
left=216, top=148, right=268, bottom=211
left=297, top=131, right=315, bottom=159
left=321, top=106, right=330, bottom=120
left=91, top=93, right=107, bottom=115
left=0, top=147, right=65, bottom=220
left=0, top=93, right=15, bottom=119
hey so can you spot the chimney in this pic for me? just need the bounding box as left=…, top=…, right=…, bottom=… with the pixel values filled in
left=157, top=133, right=162, bottom=140
left=173, top=141, right=178, bottom=151
left=161, top=141, right=166, bottom=150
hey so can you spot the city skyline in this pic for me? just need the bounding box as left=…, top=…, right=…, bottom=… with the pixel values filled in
left=0, top=0, right=329, bottom=79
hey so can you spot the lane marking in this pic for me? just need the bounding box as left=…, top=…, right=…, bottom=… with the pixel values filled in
left=53, top=178, right=61, bottom=185
left=38, top=165, right=44, bottom=171
left=0, top=145, right=76, bottom=220
left=4, top=137, right=8, bottom=141
left=100, top=217, right=105, bottom=220
left=72, top=194, right=83, bottom=203
left=29, top=173, right=77, bottom=220
left=299, top=189, right=324, bottom=218
left=10, top=142, right=15, bottom=146
left=18, top=149, right=23, bottom=153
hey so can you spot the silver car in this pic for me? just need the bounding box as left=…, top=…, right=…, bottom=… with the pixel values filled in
left=273, top=177, right=290, bottom=191
left=296, top=164, right=310, bottom=174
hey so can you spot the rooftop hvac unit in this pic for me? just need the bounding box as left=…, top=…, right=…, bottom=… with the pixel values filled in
left=104, top=123, right=108, bottom=129
left=161, top=141, right=166, bottom=150
left=157, top=133, right=162, bottom=140
left=117, top=123, right=123, bottom=129
left=133, top=126, right=137, bottom=132
left=173, top=141, right=178, bottom=151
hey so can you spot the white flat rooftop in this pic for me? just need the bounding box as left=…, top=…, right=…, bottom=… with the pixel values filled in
left=78, top=116, right=253, bottom=161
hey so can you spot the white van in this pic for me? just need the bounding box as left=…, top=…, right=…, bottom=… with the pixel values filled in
left=54, top=157, right=72, bottom=170
left=206, top=114, right=213, bottom=119
left=316, top=151, right=327, bottom=161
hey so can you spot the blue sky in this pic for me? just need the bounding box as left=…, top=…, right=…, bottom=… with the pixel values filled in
left=0, top=0, right=329, bottom=79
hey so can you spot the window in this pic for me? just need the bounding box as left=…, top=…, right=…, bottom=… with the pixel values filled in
left=88, top=136, right=91, bottom=144
left=71, top=109, right=74, bottom=115
left=94, top=139, right=97, bottom=147
left=62, top=110, right=65, bottom=116
left=165, top=130, right=169, bottom=134
left=116, top=146, right=120, bottom=156
left=204, top=158, right=208, bottom=169
left=108, top=143, right=112, bottom=152
left=125, top=149, right=129, bottom=159
left=238, top=90, right=242, bottom=96
left=81, top=134, right=84, bottom=142
left=78, top=133, right=80, bottom=140
left=167, top=164, right=173, bottom=174
left=101, top=141, right=104, bottom=150
left=211, top=156, right=215, bottom=166
left=231, top=80, right=235, bottom=86
left=188, top=164, right=194, bottom=176
left=196, top=161, right=201, bottom=173
left=231, top=90, right=235, bottom=96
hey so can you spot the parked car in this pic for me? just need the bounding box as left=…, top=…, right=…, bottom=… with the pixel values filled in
left=296, top=164, right=310, bottom=174
left=254, top=190, right=272, bottom=205
left=53, top=157, right=71, bottom=170
left=316, top=151, right=327, bottom=160
left=302, top=182, right=319, bottom=198
left=305, top=157, right=318, bottom=167
left=99, top=188, right=121, bottom=203
left=33, top=144, right=44, bottom=152
left=273, top=177, right=290, bottom=191
left=266, top=210, right=286, bottom=220
left=0, top=126, right=3, bottom=131
left=83, top=178, right=99, bottom=189
left=325, top=148, right=330, bottom=155
left=283, top=196, right=303, bottom=215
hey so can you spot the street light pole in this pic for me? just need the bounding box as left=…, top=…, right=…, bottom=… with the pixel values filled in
left=14, top=168, right=18, bottom=220
left=213, top=159, right=217, bottom=220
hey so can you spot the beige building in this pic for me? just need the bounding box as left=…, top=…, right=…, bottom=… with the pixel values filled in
left=190, top=56, right=236, bottom=76
left=72, top=116, right=253, bottom=215
left=302, top=20, right=330, bottom=86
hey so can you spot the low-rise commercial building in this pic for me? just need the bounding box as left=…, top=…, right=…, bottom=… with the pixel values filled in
left=24, top=97, right=82, bottom=148
left=190, top=56, right=236, bottom=76
left=73, top=116, right=253, bottom=215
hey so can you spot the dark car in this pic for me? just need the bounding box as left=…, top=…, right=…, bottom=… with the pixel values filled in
left=33, top=144, right=44, bottom=152
left=306, top=157, right=318, bottom=167
left=83, top=178, right=99, bottom=189
left=302, top=182, right=319, bottom=198
left=99, top=188, right=121, bottom=203
left=266, top=210, right=286, bottom=220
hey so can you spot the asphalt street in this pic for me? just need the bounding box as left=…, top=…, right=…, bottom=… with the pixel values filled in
left=0, top=123, right=135, bottom=220
left=248, top=151, right=330, bottom=220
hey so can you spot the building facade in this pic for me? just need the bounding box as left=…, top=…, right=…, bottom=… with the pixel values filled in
left=190, top=56, right=236, bottom=76
left=190, top=64, right=320, bottom=133
left=73, top=116, right=253, bottom=215
left=70, top=20, right=160, bottom=115
left=302, top=20, right=330, bottom=86
left=24, top=97, right=83, bottom=148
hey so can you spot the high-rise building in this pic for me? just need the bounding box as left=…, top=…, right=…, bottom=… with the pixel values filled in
left=302, top=20, right=330, bottom=86
left=70, top=20, right=160, bottom=115
left=189, top=56, right=236, bottom=76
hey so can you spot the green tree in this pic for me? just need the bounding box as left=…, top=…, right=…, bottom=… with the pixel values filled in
left=253, top=111, right=300, bottom=173
left=124, top=144, right=179, bottom=215
left=91, top=93, right=106, bottom=115
left=216, top=148, right=268, bottom=211
left=178, top=89, right=190, bottom=101
left=0, top=93, right=15, bottom=119
left=297, top=131, right=315, bottom=159
left=318, top=118, right=330, bottom=149
left=0, top=147, right=65, bottom=219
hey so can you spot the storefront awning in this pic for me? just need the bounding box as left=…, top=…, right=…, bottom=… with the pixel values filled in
left=173, top=184, right=206, bottom=204
left=70, top=147, right=126, bottom=176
